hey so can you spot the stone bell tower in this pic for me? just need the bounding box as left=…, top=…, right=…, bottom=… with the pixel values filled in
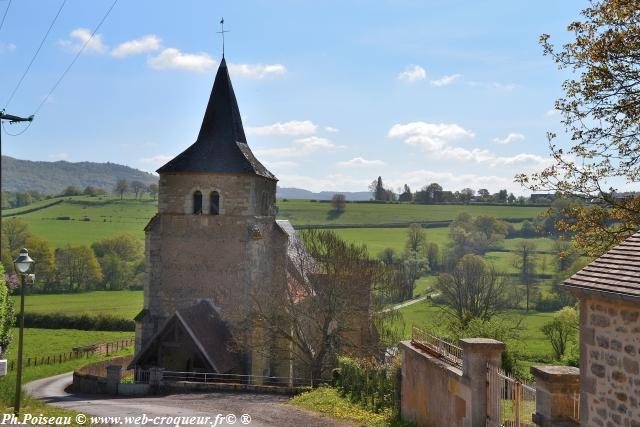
left=132, top=58, right=288, bottom=376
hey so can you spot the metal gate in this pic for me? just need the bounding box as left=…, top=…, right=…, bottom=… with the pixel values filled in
left=486, top=363, right=536, bottom=427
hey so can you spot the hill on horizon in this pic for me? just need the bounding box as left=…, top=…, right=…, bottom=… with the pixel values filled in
left=1, top=156, right=158, bottom=194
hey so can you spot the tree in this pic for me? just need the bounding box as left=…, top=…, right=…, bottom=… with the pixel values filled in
left=517, top=0, right=640, bottom=255
left=436, top=254, right=505, bottom=326
left=24, top=236, right=56, bottom=290
left=55, top=245, right=102, bottom=291
left=91, top=234, right=143, bottom=262
left=477, top=189, right=490, bottom=199
left=405, top=223, right=426, bottom=254
left=541, top=306, right=579, bottom=360
left=1, top=218, right=33, bottom=271
left=426, top=242, right=439, bottom=271
left=0, top=264, right=14, bottom=357
left=148, top=183, right=159, bottom=200
left=460, top=188, right=474, bottom=203
left=507, top=193, right=516, bottom=204
left=131, top=180, right=145, bottom=199
left=520, top=220, right=537, bottom=238
left=369, top=176, right=387, bottom=201
left=61, top=185, right=82, bottom=196
left=98, top=253, right=132, bottom=290
left=398, top=184, right=412, bottom=202
left=114, top=179, right=129, bottom=200
left=497, top=189, right=508, bottom=203
left=331, top=194, right=347, bottom=213
left=513, top=240, right=538, bottom=312
left=248, top=229, right=398, bottom=379
left=83, top=186, right=106, bottom=197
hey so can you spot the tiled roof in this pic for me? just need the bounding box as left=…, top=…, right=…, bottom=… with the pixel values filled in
left=563, top=231, right=640, bottom=299
left=157, top=58, right=275, bottom=180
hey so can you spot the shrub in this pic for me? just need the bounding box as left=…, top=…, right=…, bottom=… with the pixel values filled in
left=334, top=356, right=401, bottom=417
left=56, top=216, right=71, bottom=220
left=20, top=312, right=134, bottom=331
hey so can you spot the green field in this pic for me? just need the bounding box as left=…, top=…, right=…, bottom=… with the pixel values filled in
left=278, top=199, right=545, bottom=225
left=3, top=328, right=134, bottom=362
left=12, top=290, right=143, bottom=320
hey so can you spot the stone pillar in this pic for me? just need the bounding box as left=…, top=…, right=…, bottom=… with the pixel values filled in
left=531, top=366, right=580, bottom=427
left=149, top=367, right=164, bottom=387
left=106, top=365, right=122, bottom=395
left=459, top=338, right=505, bottom=427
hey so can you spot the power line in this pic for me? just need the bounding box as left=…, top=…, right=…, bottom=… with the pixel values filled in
left=3, top=0, right=68, bottom=110
left=33, top=0, right=119, bottom=116
left=0, top=0, right=11, bottom=34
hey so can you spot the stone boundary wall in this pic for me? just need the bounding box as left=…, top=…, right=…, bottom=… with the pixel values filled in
left=400, top=341, right=471, bottom=427
left=72, top=355, right=134, bottom=394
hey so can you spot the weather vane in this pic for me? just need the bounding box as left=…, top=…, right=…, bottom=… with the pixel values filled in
left=217, top=17, right=230, bottom=58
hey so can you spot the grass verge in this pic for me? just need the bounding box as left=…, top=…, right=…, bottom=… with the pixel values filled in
left=291, top=386, right=414, bottom=427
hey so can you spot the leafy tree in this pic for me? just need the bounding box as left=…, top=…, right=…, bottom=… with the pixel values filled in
left=114, top=179, right=129, bottom=200
left=91, top=234, right=143, bottom=262
left=98, top=253, right=132, bottom=290
left=369, top=176, right=387, bottom=201
left=130, top=180, right=145, bottom=199
left=83, top=186, right=106, bottom=196
left=61, top=185, right=82, bottom=196
left=0, top=264, right=14, bottom=357
left=507, top=193, right=516, bottom=204
left=331, top=194, right=347, bottom=213
left=448, top=213, right=507, bottom=258
left=55, top=245, right=103, bottom=291
left=24, top=236, right=56, bottom=290
left=398, top=184, right=412, bottom=202
left=460, top=188, right=474, bottom=203
left=1, top=218, right=33, bottom=271
left=517, top=0, right=640, bottom=255
left=436, top=254, right=505, bottom=326
left=513, top=240, right=538, bottom=312
left=520, top=220, right=537, bottom=238
left=541, top=306, right=579, bottom=360
left=405, top=223, right=426, bottom=254
left=425, top=242, right=440, bottom=271
left=497, top=189, right=508, bottom=203
left=148, top=183, right=159, bottom=200
left=477, top=189, right=490, bottom=199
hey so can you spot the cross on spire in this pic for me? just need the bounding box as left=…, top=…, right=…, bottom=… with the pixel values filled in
left=217, top=17, right=230, bottom=58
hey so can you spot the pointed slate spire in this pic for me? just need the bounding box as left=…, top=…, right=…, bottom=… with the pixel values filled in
left=157, top=59, right=275, bottom=179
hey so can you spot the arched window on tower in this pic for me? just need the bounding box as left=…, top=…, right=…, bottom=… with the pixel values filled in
left=193, top=191, right=203, bottom=214
left=210, top=191, right=220, bottom=215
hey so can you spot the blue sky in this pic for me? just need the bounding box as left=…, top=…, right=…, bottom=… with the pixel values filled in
left=0, top=0, right=585, bottom=194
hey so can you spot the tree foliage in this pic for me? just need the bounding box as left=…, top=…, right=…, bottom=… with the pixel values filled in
left=517, top=0, right=640, bottom=255
left=541, top=306, right=579, bottom=360
left=0, top=264, right=14, bottom=357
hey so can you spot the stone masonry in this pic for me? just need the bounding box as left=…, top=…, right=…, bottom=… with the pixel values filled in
left=579, top=295, right=640, bottom=426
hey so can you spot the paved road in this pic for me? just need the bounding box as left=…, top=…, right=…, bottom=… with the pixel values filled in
left=26, top=373, right=356, bottom=427
left=382, top=295, right=427, bottom=313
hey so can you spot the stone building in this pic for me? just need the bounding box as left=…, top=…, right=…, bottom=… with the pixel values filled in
left=129, top=57, right=292, bottom=379
left=562, top=231, right=640, bottom=426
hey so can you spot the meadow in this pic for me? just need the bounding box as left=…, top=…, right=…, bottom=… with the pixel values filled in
left=2, top=196, right=546, bottom=247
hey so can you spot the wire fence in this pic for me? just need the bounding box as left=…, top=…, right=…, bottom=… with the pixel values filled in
left=159, top=370, right=317, bottom=387
left=6, top=337, right=135, bottom=372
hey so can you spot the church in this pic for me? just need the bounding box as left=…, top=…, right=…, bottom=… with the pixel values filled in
left=129, top=56, right=295, bottom=380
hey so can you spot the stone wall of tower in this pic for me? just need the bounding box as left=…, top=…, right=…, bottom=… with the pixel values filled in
left=138, top=172, right=285, bottom=374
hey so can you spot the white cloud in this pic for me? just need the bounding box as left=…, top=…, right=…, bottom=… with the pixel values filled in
left=430, top=74, right=461, bottom=86
left=389, top=121, right=550, bottom=169
left=467, top=81, right=517, bottom=91
left=254, top=136, right=337, bottom=158
left=111, top=35, right=161, bottom=58
left=147, top=48, right=215, bottom=72
left=397, top=65, right=427, bottom=82
left=59, top=28, right=106, bottom=53
left=388, top=122, right=475, bottom=151
left=276, top=173, right=370, bottom=193
left=247, top=120, right=318, bottom=136
left=324, top=126, right=339, bottom=133
left=493, top=132, right=525, bottom=145
left=228, top=63, right=286, bottom=79
left=388, top=170, right=522, bottom=194
left=337, top=157, right=385, bottom=168
left=546, top=109, right=560, bottom=117
left=0, top=42, right=16, bottom=53
left=141, top=154, right=174, bottom=167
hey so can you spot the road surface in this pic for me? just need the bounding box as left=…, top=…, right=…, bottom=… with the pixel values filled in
left=25, top=373, right=356, bottom=427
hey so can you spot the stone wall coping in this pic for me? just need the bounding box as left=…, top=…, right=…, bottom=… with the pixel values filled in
left=531, top=365, right=580, bottom=383
left=459, top=338, right=505, bottom=352
left=399, top=341, right=463, bottom=378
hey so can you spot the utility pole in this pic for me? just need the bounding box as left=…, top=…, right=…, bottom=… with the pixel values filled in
left=0, top=111, right=34, bottom=238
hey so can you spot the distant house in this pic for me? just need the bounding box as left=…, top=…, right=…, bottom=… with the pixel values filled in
left=562, top=231, right=640, bottom=426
